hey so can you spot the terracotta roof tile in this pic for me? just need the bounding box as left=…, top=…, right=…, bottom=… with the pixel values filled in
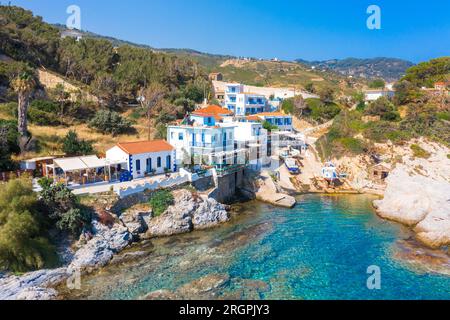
left=192, top=105, right=233, bottom=116
left=117, top=140, right=174, bottom=155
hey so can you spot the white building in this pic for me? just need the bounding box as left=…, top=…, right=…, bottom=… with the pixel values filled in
left=106, top=140, right=175, bottom=179
left=167, top=111, right=241, bottom=167
left=255, top=112, right=293, bottom=131
left=364, top=89, right=395, bottom=102
left=232, top=121, right=269, bottom=169
left=224, top=83, right=268, bottom=116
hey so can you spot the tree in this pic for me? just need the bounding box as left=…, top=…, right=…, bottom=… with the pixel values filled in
left=262, top=121, right=278, bottom=132
left=393, top=80, right=424, bottom=106
left=365, top=97, right=400, bottom=121
left=0, top=120, right=20, bottom=171
left=11, top=70, right=36, bottom=152
left=139, top=83, right=166, bottom=140
left=368, top=79, right=386, bottom=89
left=50, top=83, right=70, bottom=117
left=304, top=82, right=315, bottom=93
left=318, top=86, right=335, bottom=104
left=88, top=110, right=132, bottom=136
left=62, top=130, right=94, bottom=156
left=92, top=74, right=118, bottom=109
left=0, top=177, right=57, bottom=272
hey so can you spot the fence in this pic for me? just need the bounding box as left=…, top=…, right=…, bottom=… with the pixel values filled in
left=114, top=174, right=189, bottom=198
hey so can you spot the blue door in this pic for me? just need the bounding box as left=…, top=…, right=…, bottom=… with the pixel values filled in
left=146, top=158, right=152, bottom=173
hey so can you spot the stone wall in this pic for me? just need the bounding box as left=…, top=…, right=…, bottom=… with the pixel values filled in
left=208, top=169, right=244, bottom=203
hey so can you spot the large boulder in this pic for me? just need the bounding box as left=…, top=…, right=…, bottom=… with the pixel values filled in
left=374, top=165, right=450, bottom=248
left=193, top=197, right=230, bottom=229
left=145, top=190, right=232, bottom=238
left=120, top=209, right=149, bottom=236
left=68, top=221, right=132, bottom=273
left=0, top=268, right=68, bottom=300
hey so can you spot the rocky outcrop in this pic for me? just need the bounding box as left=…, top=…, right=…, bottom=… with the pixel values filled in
left=193, top=198, right=230, bottom=230
left=68, top=221, right=132, bottom=273
left=373, top=141, right=450, bottom=249
left=145, top=190, right=230, bottom=238
left=0, top=220, right=133, bottom=300
left=0, top=268, right=68, bottom=300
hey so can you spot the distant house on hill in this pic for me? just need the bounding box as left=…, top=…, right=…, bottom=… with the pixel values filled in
left=209, top=72, right=223, bottom=81
left=60, top=29, right=83, bottom=41
left=363, top=89, right=395, bottom=102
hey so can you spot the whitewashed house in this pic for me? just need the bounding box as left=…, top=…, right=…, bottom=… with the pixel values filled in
left=224, top=83, right=268, bottom=116
left=364, top=89, right=395, bottom=102
left=232, top=121, right=269, bottom=169
left=168, top=105, right=247, bottom=167
left=255, top=112, right=293, bottom=131
left=106, top=140, right=175, bottom=179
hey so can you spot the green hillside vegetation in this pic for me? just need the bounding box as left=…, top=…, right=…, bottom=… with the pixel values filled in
left=402, top=57, right=450, bottom=88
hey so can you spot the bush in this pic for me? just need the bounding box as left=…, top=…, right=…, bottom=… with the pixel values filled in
left=336, top=137, right=366, bottom=155
left=410, top=144, right=431, bottom=159
left=88, top=110, right=132, bottom=136
left=0, top=177, right=58, bottom=272
left=365, top=97, right=400, bottom=121
left=149, top=190, right=174, bottom=217
left=62, top=130, right=94, bottom=156
left=39, top=180, right=92, bottom=236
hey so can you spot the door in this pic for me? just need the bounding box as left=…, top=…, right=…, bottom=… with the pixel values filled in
left=146, top=158, right=152, bottom=173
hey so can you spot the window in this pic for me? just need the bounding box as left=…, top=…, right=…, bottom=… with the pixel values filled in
left=157, top=157, right=161, bottom=168
left=136, top=159, right=141, bottom=171
left=170, top=132, right=174, bottom=139
left=178, top=133, right=184, bottom=140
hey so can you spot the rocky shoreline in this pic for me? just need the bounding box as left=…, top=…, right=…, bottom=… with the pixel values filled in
left=0, top=189, right=231, bottom=300
left=373, top=141, right=450, bottom=250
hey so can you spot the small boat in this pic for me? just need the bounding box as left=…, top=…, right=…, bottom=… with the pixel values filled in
left=285, top=158, right=300, bottom=174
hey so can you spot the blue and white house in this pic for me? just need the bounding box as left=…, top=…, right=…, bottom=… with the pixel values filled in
left=224, top=83, right=268, bottom=116
left=106, top=140, right=175, bottom=179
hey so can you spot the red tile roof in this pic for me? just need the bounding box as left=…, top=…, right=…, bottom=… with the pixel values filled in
left=246, top=115, right=262, bottom=122
left=192, top=105, right=233, bottom=116
left=117, top=140, right=174, bottom=155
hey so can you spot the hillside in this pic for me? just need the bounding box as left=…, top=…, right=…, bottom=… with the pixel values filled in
left=296, top=57, right=415, bottom=82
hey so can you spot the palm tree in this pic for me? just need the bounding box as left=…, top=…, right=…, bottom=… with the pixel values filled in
left=11, top=71, right=36, bottom=152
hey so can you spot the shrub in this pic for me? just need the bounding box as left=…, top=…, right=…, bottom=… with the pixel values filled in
left=410, top=144, right=431, bottom=159
left=39, top=181, right=92, bottom=236
left=62, top=130, right=94, bottom=156
left=336, top=137, right=366, bottom=155
left=0, top=177, right=57, bottom=272
left=365, top=97, right=400, bottom=121
left=149, top=190, right=174, bottom=217
left=88, top=110, right=132, bottom=136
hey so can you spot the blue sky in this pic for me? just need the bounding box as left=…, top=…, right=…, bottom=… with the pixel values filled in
left=7, top=0, right=450, bottom=63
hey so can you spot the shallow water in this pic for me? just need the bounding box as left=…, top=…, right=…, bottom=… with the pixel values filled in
left=60, top=195, right=450, bottom=300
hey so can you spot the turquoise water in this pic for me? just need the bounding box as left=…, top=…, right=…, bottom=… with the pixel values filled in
left=61, top=195, right=450, bottom=300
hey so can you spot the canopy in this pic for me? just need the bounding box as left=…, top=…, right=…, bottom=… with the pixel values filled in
left=53, top=156, right=109, bottom=172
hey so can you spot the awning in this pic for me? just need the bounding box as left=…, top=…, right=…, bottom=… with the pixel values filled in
left=53, top=156, right=110, bottom=172
left=54, top=157, right=89, bottom=172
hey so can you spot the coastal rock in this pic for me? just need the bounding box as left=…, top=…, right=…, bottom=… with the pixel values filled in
left=120, top=209, right=149, bottom=236
left=0, top=268, right=68, bottom=300
left=16, top=287, right=58, bottom=300
left=142, top=289, right=179, bottom=300
left=177, top=274, right=230, bottom=298
left=374, top=143, right=450, bottom=249
left=193, top=197, right=230, bottom=229
left=145, top=190, right=231, bottom=237
left=69, top=221, right=132, bottom=272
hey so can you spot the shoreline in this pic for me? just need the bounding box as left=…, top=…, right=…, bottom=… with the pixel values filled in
left=1, top=189, right=447, bottom=300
